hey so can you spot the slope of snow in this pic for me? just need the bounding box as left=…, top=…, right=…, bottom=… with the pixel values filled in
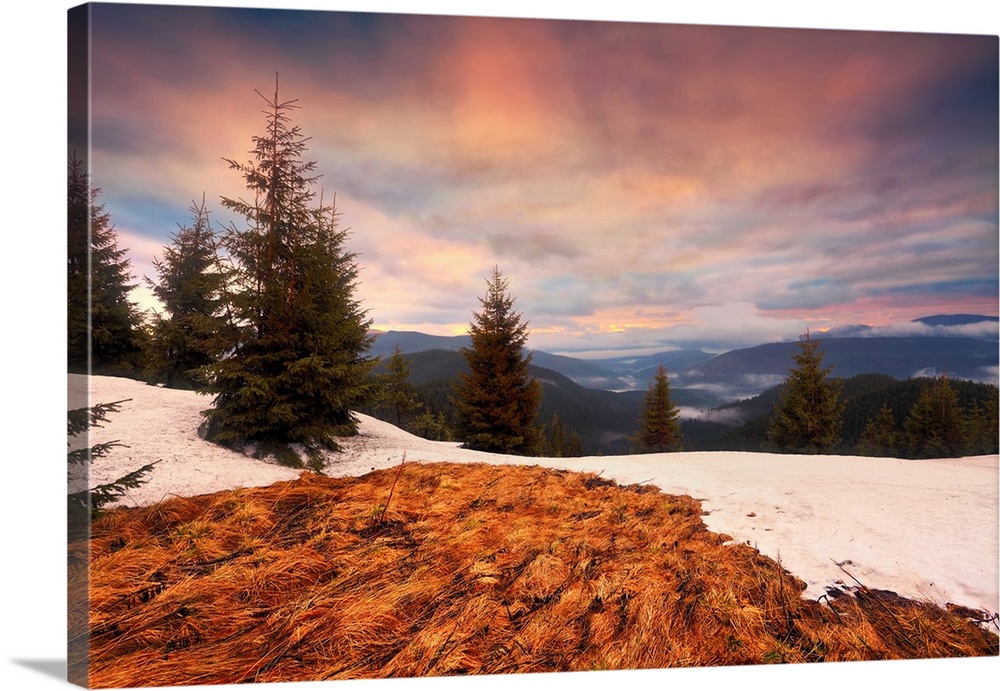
left=75, top=374, right=999, bottom=614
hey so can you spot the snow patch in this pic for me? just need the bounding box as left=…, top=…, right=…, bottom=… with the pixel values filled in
left=76, top=373, right=999, bottom=615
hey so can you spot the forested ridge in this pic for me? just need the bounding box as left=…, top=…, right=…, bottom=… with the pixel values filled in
left=362, top=349, right=998, bottom=459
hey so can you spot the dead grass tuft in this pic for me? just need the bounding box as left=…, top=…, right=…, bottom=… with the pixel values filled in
left=80, top=461, right=998, bottom=687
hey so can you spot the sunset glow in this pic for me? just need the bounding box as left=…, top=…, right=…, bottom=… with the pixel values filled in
left=73, top=2, right=999, bottom=356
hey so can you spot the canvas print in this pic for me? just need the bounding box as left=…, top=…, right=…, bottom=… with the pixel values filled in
left=67, top=2, right=999, bottom=688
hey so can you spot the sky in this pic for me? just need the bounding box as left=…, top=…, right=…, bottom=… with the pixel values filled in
left=72, top=1, right=999, bottom=358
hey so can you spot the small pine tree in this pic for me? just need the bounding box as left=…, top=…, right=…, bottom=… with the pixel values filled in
left=144, top=196, right=229, bottom=389
left=67, top=154, right=145, bottom=374
left=546, top=411, right=566, bottom=457
left=857, top=403, right=900, bottom=457
left=199, top=77, right=377, bottom=464
left=452, top=266, right=543, bottom=455
left=411, top=406, right=453, bottom=441
left=68, top=400, right=157, bottom=541
left=768, top=330, right=845, bottom=453
left=377, top=345, right=422, bottom=427
left=633, top=364, right=684, bottom=453
left=564, top=432, right=584, bottom=457
left=904, top=376, right=964, bottom=458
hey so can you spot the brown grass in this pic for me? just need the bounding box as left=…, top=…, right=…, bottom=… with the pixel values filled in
left=76, top=461, right=998, bottom=687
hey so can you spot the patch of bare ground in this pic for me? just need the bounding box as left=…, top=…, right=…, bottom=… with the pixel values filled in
left=73, top=461, right=998, bottom=687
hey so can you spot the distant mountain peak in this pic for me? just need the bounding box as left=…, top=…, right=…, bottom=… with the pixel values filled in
left=913, top=314, right=998, bottom=327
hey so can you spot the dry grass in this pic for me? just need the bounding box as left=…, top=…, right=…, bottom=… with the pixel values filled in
left=75, top=461, right=998, bottom=687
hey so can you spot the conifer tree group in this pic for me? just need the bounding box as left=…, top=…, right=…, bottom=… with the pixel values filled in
left=71, top=78, right=379, bottom=469
left=857, top=376, right=998, bottom=459
left=197, top=79, right=377, bottom=464
left=902, top=376, right=965, bottom=458
left=452, top=267, right=543, bottom=455
left=856, top=403, right=899, bottom=457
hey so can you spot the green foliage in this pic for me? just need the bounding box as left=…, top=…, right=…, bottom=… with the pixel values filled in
left=375, top=345, right=422, bottom=427
left=68, top=399, right=157, bottom=541
left=767, top=331, right=845, bottom=454
left=903, top=376, right=966, bottom=458
left=546, top=411, right=566, bottom=457
left=409, top=406, right=454, bottom=441
left=857, top=403, right=900, bottom=457
left=366, top=348, right=632, bottom=455
left=963, top=394, right=999, bottom=456
left=451, top=267, right=543, bottom=455
left=67, top=154, right=145, bottom=374
left=199, top=78, right=377, bottom=463
left=564, top=431, right=585, bottom=457
left=691, top=373, right=997, bottom=458
left=144, top=196, right=230, bottom=389
left=633, top=364, right=683, bottom=453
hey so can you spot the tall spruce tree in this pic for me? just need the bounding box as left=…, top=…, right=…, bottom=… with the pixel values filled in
left=144, top=196, right=229, bottom=389
left=767, top=330, right=844, bottom=453
left=67, top=154, right=145, bottom=373
left=633, top=363, right=684, bottom=453
left=452, top=266, right=543, bottom=455
left=199, top=77, right=377, bottom=465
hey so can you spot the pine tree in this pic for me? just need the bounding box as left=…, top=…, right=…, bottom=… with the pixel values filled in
left=199, top=77, right=377, bottom=465
left=377, top=344, right=422, bottom=427
left=767, top=330, right=845, bottom=453
left=633, top=364, right=684, bottom=453
left=904, top=376, right=964, bottom=458
left=963, top=394, right=999, bottom=455
left=452, top=266, right=543, bottom=455
left=67, top=399, right=157, bottom=541
left=546, top=411, right=566, bottom=457
left=67, top=154, right=145, bottom=373
left=411, top=406, right=453, bottom=441
left=565, top=432, right=584, bottom=457
left=144, top=196, right=229, bottom=389
left=857, top=403, right=900, bottom=457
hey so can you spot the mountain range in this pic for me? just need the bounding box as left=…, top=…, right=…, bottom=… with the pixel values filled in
left=369, top=314, right=998, bottom=407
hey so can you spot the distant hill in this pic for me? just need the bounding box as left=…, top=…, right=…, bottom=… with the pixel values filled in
left=683, top=373, right=999, bottom=456
left=371, top=315, right=998, bottom=404
left=370, top=331, right=633, bottom=390
left=367, top=349, right=645, bottom=455
left=674, top=336, right=998, bottom=403
left=589, top=349, right=716, bottom=388
left=914, top=314, right=999, bottom=327
left=367, top=348, right=999, bottom=457
left=369, top=330, right=470, bottom=357
left=825, top=314, right=998, bottom=338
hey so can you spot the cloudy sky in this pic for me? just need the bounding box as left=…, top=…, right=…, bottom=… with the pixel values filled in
left=74, top=1, right=998, bottom=357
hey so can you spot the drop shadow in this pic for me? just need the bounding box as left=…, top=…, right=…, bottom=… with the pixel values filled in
left=11, top=658, right=66, bottom=682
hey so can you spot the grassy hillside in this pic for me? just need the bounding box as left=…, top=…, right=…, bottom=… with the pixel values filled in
left=75, top=462, right=997, bottom=687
